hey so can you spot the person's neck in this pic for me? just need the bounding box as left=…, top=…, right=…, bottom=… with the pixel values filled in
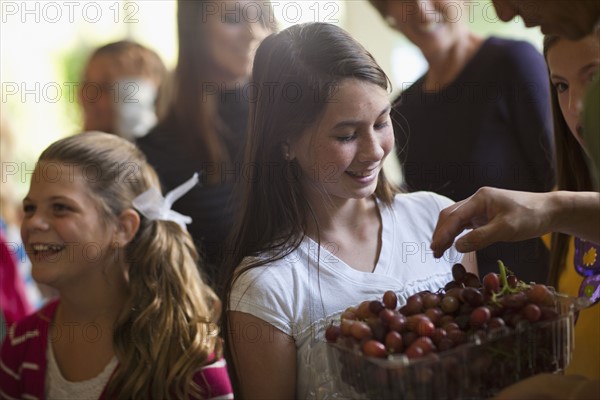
left=422, top=30, right=483, bottom=91
left=211, top=72, right=249, bottom=91
left=57, top=268, right=128, bottom=325
left=305, top=192, right=376, bottom=239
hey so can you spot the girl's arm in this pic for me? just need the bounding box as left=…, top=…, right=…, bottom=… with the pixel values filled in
left=227, top=311, right=296, bottom=399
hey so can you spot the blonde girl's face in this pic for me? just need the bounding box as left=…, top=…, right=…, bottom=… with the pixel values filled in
left=205, top=0, right=271, bottom=82
left=20, top=162, right=118, bottom=291
left=290, top=79, right=394, bottom=204
left=547, top=34, right=600, bottom=147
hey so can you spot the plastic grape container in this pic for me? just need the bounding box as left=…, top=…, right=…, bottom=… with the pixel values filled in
left=326, top=293, right=589, bottom=400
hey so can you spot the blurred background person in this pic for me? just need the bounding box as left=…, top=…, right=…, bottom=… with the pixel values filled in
left=0, top=115, right=44, bottom=324
left=137, top=0, right=275, bottom=283
left=369, top=0, right=555, bottom=282
left=79, top=40, right=167, bottom=141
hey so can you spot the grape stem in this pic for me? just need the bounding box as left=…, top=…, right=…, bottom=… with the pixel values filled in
left=491, top=260, right=529, bottom=304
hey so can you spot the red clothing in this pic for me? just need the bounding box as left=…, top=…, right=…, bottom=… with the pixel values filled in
left=0, top=300, right=233, bottom=399
left=0, top=233, right=33, bottom=325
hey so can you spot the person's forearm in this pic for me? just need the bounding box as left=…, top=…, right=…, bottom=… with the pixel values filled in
left=550, top=191, right=600, bottom=244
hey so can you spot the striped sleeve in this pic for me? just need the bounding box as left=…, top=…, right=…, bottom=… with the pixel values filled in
left=0, top=300, right=56, bottom=400
left=193, top=356, right=233, bottom=400
left=0, top=322, right=45, bottom=399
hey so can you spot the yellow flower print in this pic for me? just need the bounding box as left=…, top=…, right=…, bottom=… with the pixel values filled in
left=583, top=247, right=597, bottom=267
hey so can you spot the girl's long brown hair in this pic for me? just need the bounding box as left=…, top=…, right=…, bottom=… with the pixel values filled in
left=40, top=132, right=221, bottom=399
left=543, top=35, right=593, bottom=287
left=166, top=0, right=276, bottom=179
left=219, top=22, right=399, bottom=393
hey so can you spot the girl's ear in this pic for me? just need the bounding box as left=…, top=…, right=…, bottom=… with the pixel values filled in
left=114, top=208, right=141, bottom=247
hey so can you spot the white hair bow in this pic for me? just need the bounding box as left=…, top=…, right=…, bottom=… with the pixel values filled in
left=132, top=173, right=199, bottom=230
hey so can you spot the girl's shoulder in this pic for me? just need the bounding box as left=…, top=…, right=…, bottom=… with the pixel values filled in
left=6, top=299, right=59, bottom=338
left=233, top=252, right=302, bottom=291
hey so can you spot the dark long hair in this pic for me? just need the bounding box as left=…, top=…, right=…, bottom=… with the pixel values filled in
left=543, top=35, right=593, bottom=287
left=166, top=0, right=275, bottom=176
left=220, top=22, right=398, bottom=392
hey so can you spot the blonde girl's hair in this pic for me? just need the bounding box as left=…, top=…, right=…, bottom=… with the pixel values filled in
left=39, top=131, right=221, bottom=399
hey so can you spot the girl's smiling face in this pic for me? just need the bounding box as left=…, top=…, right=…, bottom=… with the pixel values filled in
left=289, top=78, right=394, bottom=204
left=21, top=162, right=118, bottom=290
left=547, top=35, right=600, bottom=147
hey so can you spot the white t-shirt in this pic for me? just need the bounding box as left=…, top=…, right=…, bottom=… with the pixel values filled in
left=46, top=335, right=118, bottom=400
left=229, top=192, right=464, bottom=398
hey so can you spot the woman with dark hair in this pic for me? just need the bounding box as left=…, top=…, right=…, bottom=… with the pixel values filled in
left=221, top=22, right=476, bottom=398
left=543, top=32, right=600, bottom=381
left=137, top=0, right=274, bottom=281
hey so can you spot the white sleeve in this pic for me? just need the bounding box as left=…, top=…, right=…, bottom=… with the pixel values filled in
left=228, top=260, right=297, bottom=337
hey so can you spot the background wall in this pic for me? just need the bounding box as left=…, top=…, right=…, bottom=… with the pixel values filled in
left=0, top=0, right=543, bottom=194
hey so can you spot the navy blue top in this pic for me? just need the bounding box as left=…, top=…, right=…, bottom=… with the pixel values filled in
left=393, top=37, right=555, bottom=282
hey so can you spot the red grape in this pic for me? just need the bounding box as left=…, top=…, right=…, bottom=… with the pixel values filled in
left=350, top=321, right=372, bottom=340
left=488, top=317, right=506, bottom=330
left=482, top=273, right=500, bottom=293
left=527, top=284, right=555, bottom=307
left=357, top=300, right=376, bottom=319
left=362, top=339, right=387, bottom=358
left=340, top=319, right=354, bottom=336
left=389, top=314, right=408, bottom=333
left=383, top=290, right=398, bottom=310
left=441, top=295, right=460, bottom=313
left=425, top=307, right=443, bottom=326
left=369, top=300, right=385, bottom=315
left=412, top=336, right=435, bottom=354
left=452, top=263, right=467, bottom=283
left=404, top=294, right=424, bottom=315
left=417, top=319, right=436, bottom=337
left=385, top=331, right=403, bottom=353
left=461, top=287, right=485, bottom=307
left=423, top=292, right=441, bottom=309
left=325, top=324, right=341, bottom=342
left=470, top=306, right=492, bottom=328
left=431, top=327, right=448, bottom=344
left=405, top=343, right=425, bottom=359
left=464, top=273, right=481, bottom=288
left=521, top=303, right=541, bottom=323
left=379, top=308, right=395, bottom=325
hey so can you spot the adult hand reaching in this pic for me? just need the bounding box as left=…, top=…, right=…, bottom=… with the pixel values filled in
left=430, top=187, right=600, bottom=258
